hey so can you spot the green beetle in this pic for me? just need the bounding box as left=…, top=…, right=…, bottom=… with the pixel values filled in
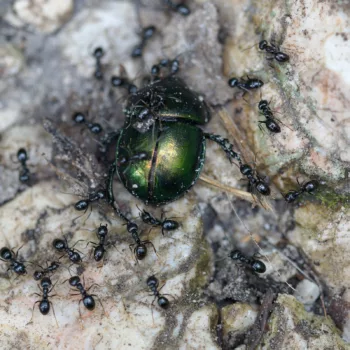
left=107, top=75, right=242, bottom=207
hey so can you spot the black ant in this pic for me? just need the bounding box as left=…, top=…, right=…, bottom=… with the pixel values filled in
left=86, top=224, right=112, bottom=262
left=229, top=250, right=266, bottom=274
left=67, top=275, right=104, bottom=316
left=111, top=76, right=138, bottom=94
left=283, top=179, right=319, bottom=203
left=257, top=99, right=281, bottom=133
left=27, top=277, right=58, bottom=325
left=52, top=237, right=83, bottom=264
left=228, top=76, right=264, bottom=93
left=151, top=58, right=180, bottom=78
left=147, top=275, right=170, bottom=309
left=0, top=246, right=27, bottom=276
left=74, top=188, right=107, bottom=212
left=33, top=261, right=60, bottom=281
left=239, top=163, right=271, bottom=196
left=73, top=112, right=103, bottom=135
left=16, top=148, right=31, bottom=183
left=127, top=222, right=157, bottom=261
left=259, top=40, right=289, bottom=63
left=139, top=208, right=179, bottom=235
left=131, top=26, right=156, bottom=58
left=93, top=47, right=104, bottom=79
left=163, top=0, right=190, bottom=16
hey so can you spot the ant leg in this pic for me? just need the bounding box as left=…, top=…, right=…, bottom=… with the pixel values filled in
left=27, top=300, right=40, bottom=325
left=258, top=121, right=267, bottom=133
left=49, top=301, right=59, bottom=327
left=71, top=240, right=85, bottom=249
left=144, top=240, right=157, bottom=255
left=91, top=294, right=107, bottom=316
left=204, top=133, right=242, bottom=165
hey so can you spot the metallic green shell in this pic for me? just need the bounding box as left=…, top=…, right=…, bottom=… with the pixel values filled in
left=125, top=77, right=210, bottom=125
left=116, top=121, right=206, bottom=205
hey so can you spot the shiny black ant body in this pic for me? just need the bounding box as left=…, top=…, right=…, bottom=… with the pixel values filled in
left=163, top=0, right=190, bottom=16
left=131, top=26, right=156, bottom=58
left=74, top=188, right=107, bottom=212
left=28, top=277, right=58, bottom=325
left=258, top=100, right=281, bottom=133
left=73, top=112, right=103, bottom=135
left=93, top=47, right=104, bottom=79
left=0, top=246, right=27, bottom=275
left=33, top=261, right=60, bottom=281
left=284, top=179, right=319, bottom=203
left=86, top=224, right=112, bottom=262
left=67, top=275, right=104, bottom=316
left=16, top=148, right=31, bottom=183
left=147, top=275, right=170, bottom=309
left=111, top=76, right=138, bottom=94
left=228, top=76, right=264, bottom=93
left=259, top=40, right=289, bottom=63
left=229, top=250, right=266, bottom=274
left=52, top=237, right=82, bottom=264
left=239, top=163, right=271, bottom=196
left=127, top=222, right=156, bottom=261
left=151, top=58, right=180, bottom=78
left=140, top=208, right=179, bottom=235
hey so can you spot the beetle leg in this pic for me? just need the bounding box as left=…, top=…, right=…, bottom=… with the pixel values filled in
left=204, top=133, right=242, bottom=165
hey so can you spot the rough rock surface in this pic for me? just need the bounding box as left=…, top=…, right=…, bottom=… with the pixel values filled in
left=1, top=0, right=349, bottom=349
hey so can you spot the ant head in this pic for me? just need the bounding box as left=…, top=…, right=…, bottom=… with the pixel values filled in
left=146, top=275, right=158, bottom=288
left=89, top=123, right=103, bottom=134
left=151, top=65, right=160, bottom=76
left=259, top=40, right=268, bottom=50
left=75, top=199, right=89, bottom=211
left=98, top=224, right=108, bottom=237
left=0, top=247, right=13, bottom=260
left=93, top=47, right=104, bottom=59
left=73, top=112, right=85, bottom=124
left=256, top=181, right=271, bottom=196
left=69, top=275, right=80, bottom=286
left=135, top=244, right=147, bottom=260
left=284, top=190, right=299, bottom=203
left=53, top=239, right=66, bottom=251
left=170, top=59, right=180, bottom=74
left=41, top=277, right=52, bottom=289
left=131, top=46, right=143, bottom=58
left=228, top=78, right=239, bottom=88
left=258, top=100, right=269, bottom=110
left=96, top=190, right=106, bottom=199
left=17, top=148, right=28, bottom=162
left=33, top=271, right=43, bottom=280
left=176, top=4, right=191, bottom=16
left=251, top=260, right=266, bottom=274
left=158, top=296, right=170, bottom=309
left=304, top=180, right=318, bottom=193
left=142, top=26, right=156, bottom=40
left=240, top=164, right=253, bottom=176
left=111, top=76, right=125, bottom=87
left=229, top=250, right=242, bottom=261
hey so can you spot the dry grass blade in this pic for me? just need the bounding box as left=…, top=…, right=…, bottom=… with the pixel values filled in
left=199, top=174, right=273, bottom=211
